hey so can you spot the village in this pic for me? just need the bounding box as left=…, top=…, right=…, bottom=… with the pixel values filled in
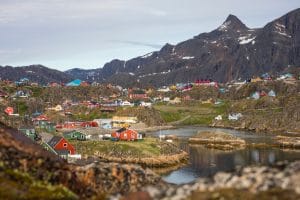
left=0, top=71, right=299, bottom=163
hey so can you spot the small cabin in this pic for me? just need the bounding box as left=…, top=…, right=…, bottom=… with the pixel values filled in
left=63, top=130, right=87, bottom=141
left=47, top=136, right=75, bottom=159
left=111, top=128, right=141, bottom=141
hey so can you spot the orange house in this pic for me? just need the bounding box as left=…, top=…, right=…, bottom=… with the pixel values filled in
left=111, top=128, right=140, bottom=141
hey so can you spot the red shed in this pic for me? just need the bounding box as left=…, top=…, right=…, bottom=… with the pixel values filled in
left=47, top=136, right=75, bottom=155
left=111, top=128, right=140, bottom=141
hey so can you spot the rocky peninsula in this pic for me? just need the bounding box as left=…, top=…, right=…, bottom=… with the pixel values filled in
left=188, top=131, right=246, bottom=150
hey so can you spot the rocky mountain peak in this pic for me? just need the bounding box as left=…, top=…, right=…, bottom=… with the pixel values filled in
left=218, top=14, right=248, bottom=31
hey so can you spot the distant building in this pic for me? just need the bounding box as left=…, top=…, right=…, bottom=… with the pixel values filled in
left=112, top=116, right=138, bottom=128
left=63, top=130, right=87, bottom=141
left=111, top=128, right=142, bottom=141
left=128, top=89, right=148, bottom=99
left=66, top=79, right=82, bottom=86
left=47, top=136, right=75, bottom=159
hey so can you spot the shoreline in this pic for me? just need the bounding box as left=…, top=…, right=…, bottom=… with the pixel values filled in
left=93, top=150, right=189, bottom=168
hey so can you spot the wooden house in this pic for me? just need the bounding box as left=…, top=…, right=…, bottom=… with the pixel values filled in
left=111, top=128, right=141, bottom=141
left=63, top=130, right=87, bottom=141
left=112, top=116, right=138, bottom=128
left=47, top=136, right=75, bottom=158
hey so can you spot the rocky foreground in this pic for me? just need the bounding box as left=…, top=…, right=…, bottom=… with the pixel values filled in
left=131, top=161, right=300, bottom=200
left=2, top=122, right=300, bottom=200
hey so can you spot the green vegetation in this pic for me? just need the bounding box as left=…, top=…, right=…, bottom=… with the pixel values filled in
left=0, top=168, right=78, bottom=200
left=155, top=101, right=229, bottom=126
left=71, top=138, right=180, bottom=158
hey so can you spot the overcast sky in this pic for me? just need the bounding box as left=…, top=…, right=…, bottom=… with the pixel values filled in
left=0, top=0, right=299, bottom=70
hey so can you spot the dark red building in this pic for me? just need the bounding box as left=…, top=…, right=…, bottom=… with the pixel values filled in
left=47, top=136, right=75, bottom=157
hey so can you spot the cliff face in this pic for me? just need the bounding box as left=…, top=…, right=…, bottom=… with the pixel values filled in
left=66, top=8, right=300, bottom=87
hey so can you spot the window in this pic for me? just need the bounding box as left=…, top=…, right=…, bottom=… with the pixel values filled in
left=63, top=143, right=68, bottom=147
left=124, top=133, right=127, bottom=139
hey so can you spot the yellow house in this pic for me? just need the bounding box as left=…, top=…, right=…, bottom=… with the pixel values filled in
left=47, top=105, right=63, bottom=112
left=112, top=116, right=138, bottom=128
left=251, top=77, right=263, bottom=83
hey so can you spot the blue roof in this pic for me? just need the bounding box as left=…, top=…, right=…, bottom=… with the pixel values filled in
left=66, top=79, right=82, bottom=86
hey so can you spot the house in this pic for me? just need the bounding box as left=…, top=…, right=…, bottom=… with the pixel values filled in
left=259, top=91, right=268, bottom=97
left=63, top=122, right=77, bottom=129
left=93, top=119, right=112, bottom=129
left=4, top=107, right=14, bottom=115
left=251, top=77, right=263, bottom=83
left=157, top=87, right=170, bottom=92
left=251, top=91, right=260, bottom=100
left=215, top=115, right=222, bottom=121
left=66, top=79, right=82, bottom=87
left=32, top=114, right=49, bottom=122
left=111, top=128, right=141, bottom=141
left=18, top=127, right=37, bottom=141
left=63, top=130, right=87, bottom=141
left=228, top=113, right=243, bottom=121
left=47, top=136, right=75, bottom=158
left=112, top=116, right=138, bottom=128
left=47, top=105, right=63, bottom=112
left=268, top=90, right=276, bottom=97
left=37, top=121, right=56, bottom=132
left=120, top=101, right=133, bottom=107
left=80, top=81, right=90, bottom=86
left=128, top=89, right=148, bottom=99
left=163, top=97, right=170, bottom=102
left=139, top=101, right=152, bottom=107
left=80, top=121, right=98, bottom=128
left=14, top=90, right=30, bottom=98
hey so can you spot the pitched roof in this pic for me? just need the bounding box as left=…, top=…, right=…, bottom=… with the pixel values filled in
left=47, top=136, right=63, bottom=148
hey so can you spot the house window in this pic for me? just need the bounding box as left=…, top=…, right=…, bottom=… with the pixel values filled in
left=63, top=143, right=68, bottom=147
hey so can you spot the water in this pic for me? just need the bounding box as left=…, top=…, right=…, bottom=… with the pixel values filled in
left=149, top=127, right=300, bottom=184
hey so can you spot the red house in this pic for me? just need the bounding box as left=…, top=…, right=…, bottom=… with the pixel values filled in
left=47, top=136, right=75, bottom=158
left=128, top=89, right=148, bottom=100
left=80, top=121, right=98, bottom=128
left=32, top=114, right=49, bottom=122
left=111, top=128, right=141, bottom=141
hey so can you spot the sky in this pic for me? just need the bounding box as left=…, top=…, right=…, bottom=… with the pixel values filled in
left=0, top=0, right=299, bottom=71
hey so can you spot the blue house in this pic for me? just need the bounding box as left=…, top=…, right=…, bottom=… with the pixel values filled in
left=66, top=79, right=82, bottom=86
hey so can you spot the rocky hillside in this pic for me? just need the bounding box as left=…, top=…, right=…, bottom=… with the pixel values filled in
left=67, top=8, right=300, bottom=87
left=0, top=123, right=161, bottom=199
left=0, top=65, right=73, bottom=84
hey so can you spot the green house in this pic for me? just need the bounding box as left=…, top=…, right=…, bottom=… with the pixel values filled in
left=63, top=130, right=86, bottom=141
left=36, top=121, right=56, bottom=133
left=18, top=127, right=37, bottom=141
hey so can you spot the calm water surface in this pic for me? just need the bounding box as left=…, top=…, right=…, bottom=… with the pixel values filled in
left=149, top=127, right=300, bottom=184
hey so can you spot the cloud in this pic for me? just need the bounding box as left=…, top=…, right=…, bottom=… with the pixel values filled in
left=110, top=40, right=162, bottom=49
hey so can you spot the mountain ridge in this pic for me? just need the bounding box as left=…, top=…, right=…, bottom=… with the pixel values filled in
left=0, top=8, right=299, bottom=87
left=66, top=8, right=300, bottom=87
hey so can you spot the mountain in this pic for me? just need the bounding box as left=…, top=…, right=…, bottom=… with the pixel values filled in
left=0, top=65, right=73, bottom=84
left=66, top=8, right=300, bottom=87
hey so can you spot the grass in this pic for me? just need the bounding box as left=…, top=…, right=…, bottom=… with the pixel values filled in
left=0, top=168, right=78, bottom=200
left=70, top=138, right=166, bottom=158
left=154, top=101, right=229, bottom=126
